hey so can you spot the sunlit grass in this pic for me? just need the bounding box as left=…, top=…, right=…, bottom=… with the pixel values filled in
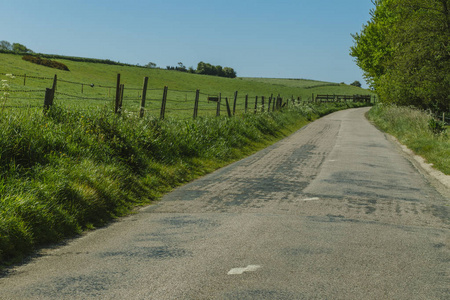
left=367, top=104, right=450, bottom=175
left=0, top=101, right=369, bottom=265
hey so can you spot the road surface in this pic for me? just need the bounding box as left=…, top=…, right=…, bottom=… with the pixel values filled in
left=1, top=107, right=449, bottom=299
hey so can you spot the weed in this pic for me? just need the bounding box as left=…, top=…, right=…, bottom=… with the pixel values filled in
left=1, top=74, right=15, bottom=112
left=428, top=118, right=447, bottom=135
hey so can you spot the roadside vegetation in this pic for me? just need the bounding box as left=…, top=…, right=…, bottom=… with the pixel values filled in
left=0, top=100, right=370, bottom=266
left=368, top=104, right=449, bottom=175
left=353, top=0, right=449, bottom=177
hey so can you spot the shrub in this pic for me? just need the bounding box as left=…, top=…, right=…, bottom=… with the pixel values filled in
left=22, top=55, right=69, bottom=71
left=428, top=118, right=446, bottom=135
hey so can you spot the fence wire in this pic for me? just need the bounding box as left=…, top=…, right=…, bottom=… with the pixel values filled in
left=2, top=72, right=377, bottom=119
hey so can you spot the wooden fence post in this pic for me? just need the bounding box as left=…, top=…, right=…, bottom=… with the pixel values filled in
left=216, top=93, right=221, bottom=117
left=233, top=91, right=238, bottom=115
left=43, top=88, right=53, bottom=112
left=160, top=86, right=168, bottom=120
left=52, top=74, right=57, bottom=93
left=245, top=94, right=248, bottom=113
left=115, top=74, right=121, bottom=113
left=139, top=77, right=149, bottom=118
left=117, top=84, right=124, bottom=113
left=225, top=97, right=232, bottom=117
left=271, top=94, right=275, bottom=111
left=268, top=96, right=272, bottom=112
left=261, top=96, right=265, bottom=113
left=254, top=96, right=258, bottom=114
left=23, top=74, right=26, bottom=86
left=193, top=89, right=200, bottom=119
left=52, top=74, right=57, bottom=101
left=44, top=75, right=57, bottom=113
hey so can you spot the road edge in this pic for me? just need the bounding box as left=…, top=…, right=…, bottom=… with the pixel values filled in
left=386, top=134, right=450, bottom=198
left=363, top=110, right=449, bottom=198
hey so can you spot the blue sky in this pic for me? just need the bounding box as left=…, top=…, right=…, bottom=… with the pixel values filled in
left=1, top=0, right=373, bottom=87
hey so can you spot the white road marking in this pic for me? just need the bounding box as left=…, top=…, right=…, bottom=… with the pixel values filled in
left=227, top=265, right=261, bottom=275
left=302, top=197, right=320, bottom=201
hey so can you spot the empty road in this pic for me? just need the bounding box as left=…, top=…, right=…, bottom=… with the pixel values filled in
left=1, top=107, right=449, bottom=299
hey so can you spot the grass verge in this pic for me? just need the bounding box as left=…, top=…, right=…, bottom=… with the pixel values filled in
left=367, top=104, right=450, bottom=175
left=1, top=101, right=369, bottom=266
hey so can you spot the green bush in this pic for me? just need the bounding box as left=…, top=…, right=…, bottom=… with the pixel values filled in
left=22, top=55, right=70, bottom=71
left=428, top=118, right=447, bottom=135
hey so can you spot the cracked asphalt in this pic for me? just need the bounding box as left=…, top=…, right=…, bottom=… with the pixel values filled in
left=1, top=107, right=449, bottom=299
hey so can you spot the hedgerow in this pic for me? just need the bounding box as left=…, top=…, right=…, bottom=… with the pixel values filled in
left=22, top=55, right=70, bottom=71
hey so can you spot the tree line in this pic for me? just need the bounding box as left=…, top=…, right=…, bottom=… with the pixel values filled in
left=350, top=0, right=449, bottom=113
left=161, top=61, right=237, bottom=78
left=1, top=40, right=129, bottom=66
left=0, top=41, right=33, bottom=53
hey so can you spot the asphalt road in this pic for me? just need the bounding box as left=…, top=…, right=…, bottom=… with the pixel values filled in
left=1, top=107, right=449, bottom=300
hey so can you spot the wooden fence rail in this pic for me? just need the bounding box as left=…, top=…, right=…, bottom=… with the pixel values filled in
left=314, top=94, right=372, bottom=103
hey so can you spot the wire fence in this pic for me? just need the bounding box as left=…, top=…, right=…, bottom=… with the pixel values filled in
left=1, top=72, right=374, bottom=119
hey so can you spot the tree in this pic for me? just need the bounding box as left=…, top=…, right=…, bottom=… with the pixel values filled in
left=144, top=62, right=157, bottom=68
left=176, top=62, right=187, bottom=72
left=350, top=81, right=362, bottom=88
left=196, top=61, right=214, bottom=75
left=12, top=43, right=32, bottom=53
left=0, top=40, right=12, bottom=51
left=350, top=0, right=396, bottom=89
left=196, top=61, right=237, bottom=78
left=350, top=0, right=450, bottom=112
left=223, top=67, right=237, bottom=78
left=215, top=65, right=224, bottom=77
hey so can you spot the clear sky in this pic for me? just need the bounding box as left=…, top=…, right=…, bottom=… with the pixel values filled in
left=1, top=0, right=373, bottom=87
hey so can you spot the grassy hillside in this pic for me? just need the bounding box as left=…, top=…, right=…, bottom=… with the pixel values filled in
left=1, top=53, right=372, bottom=118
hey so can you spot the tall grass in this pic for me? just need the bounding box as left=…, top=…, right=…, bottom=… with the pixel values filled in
left=0, top=101, right=369, bottom=265
left=367, top=104, right=450, bottom=175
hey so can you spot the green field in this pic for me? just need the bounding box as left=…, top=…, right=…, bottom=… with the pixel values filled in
left=1, top=53, right=372, bottom=119
left=240, top=77, right=340, bottom=88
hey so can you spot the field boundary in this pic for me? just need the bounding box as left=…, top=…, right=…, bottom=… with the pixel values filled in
left=1, top=72, right=374, bottom=120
